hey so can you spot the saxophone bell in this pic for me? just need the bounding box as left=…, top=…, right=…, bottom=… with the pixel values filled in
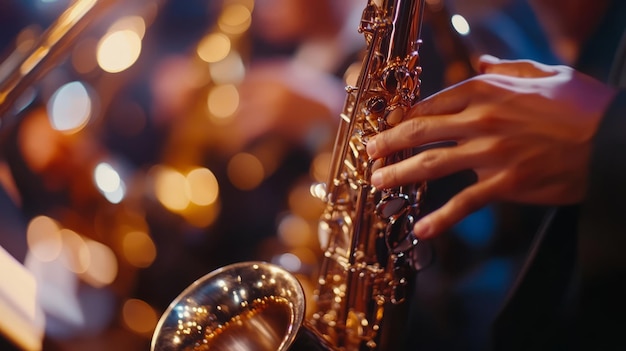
left=151, top=262, right=333, bottom=351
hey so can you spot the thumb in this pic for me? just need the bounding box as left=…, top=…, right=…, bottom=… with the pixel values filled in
left=477, top=54, right=558, bottom=78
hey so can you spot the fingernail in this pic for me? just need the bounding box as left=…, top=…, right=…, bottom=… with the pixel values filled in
left=413, top=218, right=431, bottom=239
left=479, top=54, right=500, bottom=64
left=366, top=137, right=377, bottom=157
left=370, top=170, right=383, bottom=188
left=478, top=54, right=500, bottom=73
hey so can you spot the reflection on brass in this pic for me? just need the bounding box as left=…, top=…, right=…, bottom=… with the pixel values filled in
left=189, top=297, right=292, bottom=351
left=152, top=262, right=308, bottom=351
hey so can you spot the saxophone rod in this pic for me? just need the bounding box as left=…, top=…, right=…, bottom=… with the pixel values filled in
left=0, top=0, right=118, bottom=122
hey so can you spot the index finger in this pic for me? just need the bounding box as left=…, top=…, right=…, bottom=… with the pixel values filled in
left=477, top=54, right=560, bottom=78
left=366, top=113, right=463, bottom=160
left=411, top=77, right=476, bottom=117
left=366, top=79, right=478, bottom=159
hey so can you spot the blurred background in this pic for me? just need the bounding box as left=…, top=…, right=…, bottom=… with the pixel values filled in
left=0, top=0, right=562, bottom=350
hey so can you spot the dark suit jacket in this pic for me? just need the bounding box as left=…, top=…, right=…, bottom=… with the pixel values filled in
left=492, top=3, right=626, bottom=349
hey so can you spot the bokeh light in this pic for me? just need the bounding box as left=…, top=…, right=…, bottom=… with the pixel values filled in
left=208, top=51, right=246, bottom=84
left=94, top=162, right=121, bottom=193
left=180, top=201, right=221, bottom=228
left=276, top=253, right=302, bottom=272
left=186, top=167, right=219, bottom=206
left=122, top=299, right=158, bottom=335
left=289, top=181, right=324, bottom=219
left=59, top=229, right=90, bottom=274
left=94, top=162, right=126, bottom=204
left=47, top=81, right=93, bottom=133
left=277, top=214, right=312, bottom=248
left=197, top=33, right=231, bottom=63
left=151, top=165, right=224, bottom=223
left=81, top=239, right=118, bottom=288
left=27, top=215, right=118, bottom=289
left=26, top=216, right=63, bottom=263
left=451, top=14, right=471, bottom=36
left=152, top=165, right=190, bottom=211
left=207, top=84, right=240, bottom=119
left=122, top=231, right=157, bottom=268
left=227, top=153, right=264, bottom=190
left=311, top=152, right=331, bottom=182
left=218, top=4, right=252, bottom=34
left=97, top=29, right=142, bottom=73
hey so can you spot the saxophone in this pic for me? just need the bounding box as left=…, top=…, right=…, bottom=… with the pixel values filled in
left=151, top=0, right=428, bottom=350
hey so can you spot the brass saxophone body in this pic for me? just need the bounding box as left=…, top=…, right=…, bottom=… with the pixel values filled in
left=152, top=0, right=428, bottom=350
left=310, top=0, right=428, bottom=349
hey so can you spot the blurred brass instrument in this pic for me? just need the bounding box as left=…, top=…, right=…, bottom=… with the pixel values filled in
left=151, top=0, right=429, bottom=350
left=0, top=0, right=118, bottom=121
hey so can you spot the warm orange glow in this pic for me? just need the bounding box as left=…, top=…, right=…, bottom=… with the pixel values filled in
left=50, top=0, right=98, bottom=46
left=59, top=229, right=90, bottom=274
left=208, top=52, right=246, bottom=84
left=81, top=239, right=118, bottom=288
left=17, top=0, right=98, bottom=76
left=18, top=108, right=60, bottom=173
left=186, top=167, right=219, bottom=206
left=289, top=181, right=325, bottom=219
left=227, top=153, right=265, bottom=190
left=207, top=84, right=239, bottom=119
left=291, top=247, right=318, bottom=267
left=239, top=0, right=255, bottom=11
left=311, top=152, right=332, bottom=182
left=277, top=214, right=312, bottom=248
left=109, top=16, right=147, bottom=39
left=122, top=231, right=157, bottom=268
left=16, top=26, right=39, bottom=54
left=20, top=0, right=98, bottom=79
left=0, top=246, right=42, bottom=351
left=72, top=37, right=99, bottom=74
left=248, top=140, right=284, bottom=178
left=152, top=166, right=190, bottom=211
left=344, top=62, right=362, bottom=87
left=28, top=216, right=118, bottom=287
left=310, top=182, right=327, bottom=201
left=97, top=29, right=142, bottom=73
left=181, top=201, right=221, bottom=228
left=26, top=216, right=62, bottom=263
left=19, top=46, right=50, bottom=76
left=122, top=299, right=158, bottom=335
left=197, top=33, right=231, bottom=63
left=218, top=4, right=252, bottom=34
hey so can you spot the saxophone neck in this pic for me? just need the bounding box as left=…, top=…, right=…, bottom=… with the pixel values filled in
left=361, top=0, right=426, bottom=60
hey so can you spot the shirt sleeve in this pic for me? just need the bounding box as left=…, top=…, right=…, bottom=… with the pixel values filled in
left=578, top=89, right=626, bottom=277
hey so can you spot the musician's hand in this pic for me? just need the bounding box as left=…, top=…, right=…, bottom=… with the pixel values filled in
left=366, top=55, right=618, bottom=239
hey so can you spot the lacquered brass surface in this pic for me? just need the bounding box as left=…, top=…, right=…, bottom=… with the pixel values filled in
left=151, top=262, right=306, bottom=351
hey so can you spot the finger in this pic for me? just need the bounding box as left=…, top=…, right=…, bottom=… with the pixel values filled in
left=477, top=54, right=558, bottom=78
left=371, top=143, right=478, bottom=189
left=412, top=175, right=498, bottom=239
left=367, top=113, right=469, bottom=159
left=411, top=80, right=474, bottom=117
